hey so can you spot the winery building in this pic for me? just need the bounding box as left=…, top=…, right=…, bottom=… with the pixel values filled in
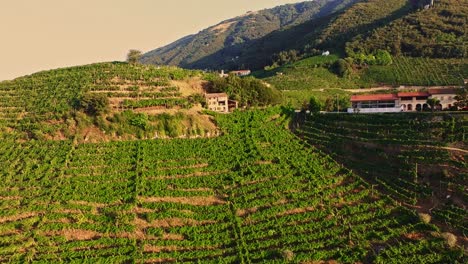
left=349, top=89, right=458, bottom=113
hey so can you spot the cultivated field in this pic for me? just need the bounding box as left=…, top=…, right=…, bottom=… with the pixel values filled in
left=0, top=109, right=464, bottom=263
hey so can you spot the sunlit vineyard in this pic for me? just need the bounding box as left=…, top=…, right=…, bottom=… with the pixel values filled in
left=0, top=63, right=220, bottom=141
left=297, top=112, right=468, bottom=240
left=0, top=109, right=464, bottom=263
left=363, top=57, right=468, bottom=86
left=0, top=62, right=202, bottom=122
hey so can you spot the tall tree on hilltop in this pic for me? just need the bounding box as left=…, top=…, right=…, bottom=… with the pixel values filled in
left=127, top=50, right=142, bottom=65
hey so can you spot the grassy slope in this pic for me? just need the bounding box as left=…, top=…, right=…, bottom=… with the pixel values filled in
left=0, top=109, right=464, bottom=263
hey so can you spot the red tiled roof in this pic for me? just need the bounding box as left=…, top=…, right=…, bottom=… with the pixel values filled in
left=351, top=94, right=398, bottom=102
left=397, top=92, right=429, bottom=97
left=428, top=88, right=458, bottom=95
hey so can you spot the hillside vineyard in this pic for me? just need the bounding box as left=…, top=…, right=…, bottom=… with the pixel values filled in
left=0, top=109, right=464, bottom=263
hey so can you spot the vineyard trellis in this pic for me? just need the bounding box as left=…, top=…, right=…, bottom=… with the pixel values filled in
left=0, top=109, right=464, bottom=263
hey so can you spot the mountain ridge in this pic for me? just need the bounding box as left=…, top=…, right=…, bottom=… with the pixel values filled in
left=141, top=0, right=360, bottom=69
left=142, top=0, right=466, bottom=72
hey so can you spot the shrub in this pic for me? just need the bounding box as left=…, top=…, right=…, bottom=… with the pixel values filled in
left=79, top=93, right=109, bottom=116
left=418, top=213, right=431, bottom=224
left=281, top=249, right=294, bottom=262
left=130, top=113, right=149, bottom=130
left=308, top=96, right=322, bottom=113
left=441, top=232, right=457, bottom=248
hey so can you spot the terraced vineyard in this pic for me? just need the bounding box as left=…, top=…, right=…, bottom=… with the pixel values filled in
left=297, top=112, right=468, bottom=240
left=362, top=57, right=468, bottom=86
left=0, top=109, right=464, bottom=263
left=0, top=63, right=219, bottom=141
left=0, top=63, right=202, bottom=121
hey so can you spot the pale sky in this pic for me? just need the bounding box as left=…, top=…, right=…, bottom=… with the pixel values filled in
left=0, top=0, right=304, bottom=81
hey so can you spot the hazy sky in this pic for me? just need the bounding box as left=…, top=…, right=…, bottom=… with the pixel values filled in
left=0, top=0, right=304, bottom=81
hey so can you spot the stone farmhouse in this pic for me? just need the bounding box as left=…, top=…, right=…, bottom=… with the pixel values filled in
left=349, top=88, right=459, bottom=113
left=205, top=93, right=238, bottom=113
left=206, top=93, right=229, bottom=113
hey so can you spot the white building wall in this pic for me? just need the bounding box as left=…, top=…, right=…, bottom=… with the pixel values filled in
left=348, top=107, right=403, bottom=113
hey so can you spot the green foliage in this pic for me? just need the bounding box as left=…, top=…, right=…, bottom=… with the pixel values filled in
left=141, top=0, right=359, bottom=69
left=79, top=93, right=109, bottom=116
left=210, top=75, right=282, bottom=107
left=308, top=96, right=322, bottom=113
left=271, top=49, right=300, bottom=67
left=127, top=49, right=142, bottom=64
left=142, top=0, right=465, bottom=77
left=298, top=112, right=467, bottom=207
left=362, top=56, right=468, bottom=86
left=0, top=109, right=464, bottom=262
left=349, top=0, right=468, bottom=58
left=375, top=50, right=393, bottom=66
left=122, top=98, right=189, bottom=109
left=129, top=113, right=149, bottom=129
left=323, top=95, right=350, bottom=112
left=332, top=58, right=353, bottom=78
left=454, top=87, right=468, bottom=109
left=426, top=98, right=440, bottom=112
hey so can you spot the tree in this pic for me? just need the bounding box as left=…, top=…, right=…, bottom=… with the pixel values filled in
left=332, top=59, right=352, bottom=78
left=79, top=93, right=109, bottom=116
left=454, top=87, right=468, bottom=110
left=426, top=98, right=440, bottom=112
left=375, top=50, right=393, bottom=65
left=127, top=49, right=142, bottom=64
left=308, top=96, right=322, bottom=113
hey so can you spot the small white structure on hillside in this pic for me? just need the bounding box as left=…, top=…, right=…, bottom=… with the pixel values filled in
left=230, top=70, right=251, bottom=77
left=322, top=51, right=330, bottom=56
left=219, top=70, right=229, bottom=78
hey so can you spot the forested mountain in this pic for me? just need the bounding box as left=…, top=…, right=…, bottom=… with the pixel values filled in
left=142, top=0, right=467, bottom=71
left=140, top=0, right=359, bottom=69
left=347, top=0, right=468, bottom=58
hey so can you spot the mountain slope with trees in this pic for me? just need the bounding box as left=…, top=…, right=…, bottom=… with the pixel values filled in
left=141, top=0, right=359, bottom=69
left=142, top=0, right=466, bottom=76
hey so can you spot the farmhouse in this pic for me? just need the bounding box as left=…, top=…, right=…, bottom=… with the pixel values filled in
left=349, top=94, right=400, bottom=113
left=219, top=70, right=229, bottom=78
left=230, top=70, right=251, bottom=77
left=205, top=93, right=229, bottom=113
left=349, top=89, right=459, bottom=113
